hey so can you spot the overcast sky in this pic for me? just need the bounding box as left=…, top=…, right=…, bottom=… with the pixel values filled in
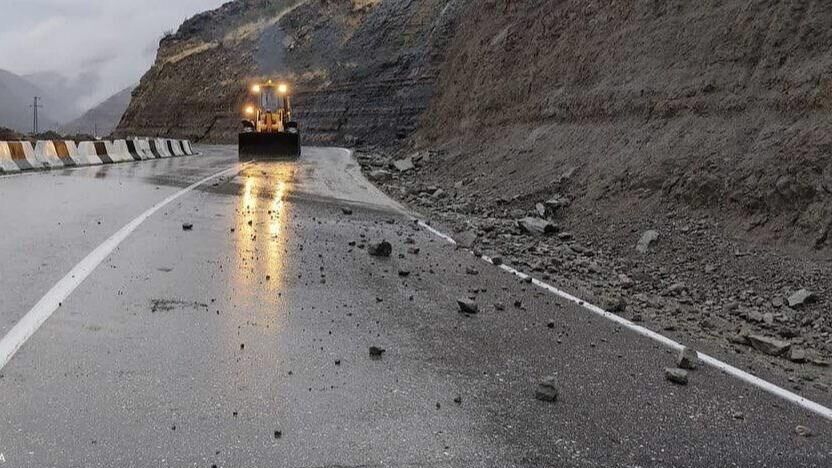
left=0, top=0, right=228, bottom=109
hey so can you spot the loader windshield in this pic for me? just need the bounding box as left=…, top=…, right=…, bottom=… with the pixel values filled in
left=260, top=88, right=285, bottom=112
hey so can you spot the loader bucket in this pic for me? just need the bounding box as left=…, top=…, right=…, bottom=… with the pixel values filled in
left=238, top=132, right=301, bottom=161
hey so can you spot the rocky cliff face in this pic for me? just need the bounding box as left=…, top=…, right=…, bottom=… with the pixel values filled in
left=116, top=0, right=464, bottom=145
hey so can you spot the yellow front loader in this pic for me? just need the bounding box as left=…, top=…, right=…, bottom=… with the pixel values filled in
left=239, top=80, right=301, bottom=160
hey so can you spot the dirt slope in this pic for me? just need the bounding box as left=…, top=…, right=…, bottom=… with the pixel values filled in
left=417, top=0, right=832, bottom=250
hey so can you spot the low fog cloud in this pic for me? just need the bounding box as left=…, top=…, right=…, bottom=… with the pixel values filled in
left=0, top=0, right=227, bottom=109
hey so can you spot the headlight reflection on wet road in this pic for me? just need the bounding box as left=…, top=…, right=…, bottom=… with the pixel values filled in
left=233, top=169, right=291, bottom=312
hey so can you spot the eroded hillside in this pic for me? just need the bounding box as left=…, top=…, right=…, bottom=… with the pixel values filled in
left=116, top=0, right=463, bottom=145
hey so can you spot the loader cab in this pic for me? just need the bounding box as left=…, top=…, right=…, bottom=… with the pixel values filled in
left=242, top=81, right=295, bottom=134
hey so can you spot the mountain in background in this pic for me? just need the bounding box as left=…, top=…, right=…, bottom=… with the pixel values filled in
left=0, top=69, right=61, bottom=133
left=23, top=70, right=98, bottom=123
left=60, top=85, right=135, bottom=137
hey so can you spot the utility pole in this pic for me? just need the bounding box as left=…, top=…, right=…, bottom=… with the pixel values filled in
left=30, top=96, right=43, bottom=134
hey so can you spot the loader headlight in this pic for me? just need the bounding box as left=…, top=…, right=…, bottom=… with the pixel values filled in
left=251, top=84, right=261, bottom=94
left=278, top=84, right=288, bottom=94
left=244, top=106, right=255, bottom=115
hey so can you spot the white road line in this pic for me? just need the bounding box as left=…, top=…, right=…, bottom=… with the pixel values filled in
left=0, top=164, right=245, bottom=370
left=416, top=220, right=832, bottom=421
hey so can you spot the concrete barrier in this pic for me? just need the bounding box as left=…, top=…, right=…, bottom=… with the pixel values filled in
left=76, top=141, right=106, bottom=165
left=167, top=139, right=185, bottom=157
left=135, top=139, right=155, bottom=159
left=177, top=140, right=193, bottom=156
left=5, top=141, right=43, bottom=170
left=34, top=141, right=61, bottom=168
left=34, top=141, right=80, bottom=168
left=1, top=137, right=196, bottom=175
left=105, top=140, right=133, bottom=163
left=0, top=142, right=21, bottom=173
left=148, top=139, right=163, bottom=158
left=55, top=141, right=82, bottom=166
left=125, top=140, right=144, bottom=161
left=154, top=138, right=172, bottom=158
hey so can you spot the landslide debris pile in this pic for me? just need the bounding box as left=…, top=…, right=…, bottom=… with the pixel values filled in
left=353, top=0, right=832, bottom=391
left=418, top=0, right=832, bottom=250
left=117, top=0, right=463, bottom=145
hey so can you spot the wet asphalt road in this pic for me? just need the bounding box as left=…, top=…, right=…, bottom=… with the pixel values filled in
left=0, top=146, right=830, bottom=467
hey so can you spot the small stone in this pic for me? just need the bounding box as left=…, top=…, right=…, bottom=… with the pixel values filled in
left=788, top=348, right=807, bottom=363
left=795, top=425, right=814, bottom=437
left=547, top=320, right=555, bottom=329
left=517, top=217, right=558, bottom=236
left=491, top=256, right=503, bottom=266
left=398, top=270, right=410, bottom=277
left=453, top=395, right=462, bottom=404
left=534, top=376, right=559, bottom=402
left=748, top=335, right=791, bottom=356
left=393, top=158, right=414, bottom=172
left=369, top=346, right=386, bottom=358
left=457, top=298, right=479, bottom=314
left=466, top=267, right=479, bottom=275
left=274, top=430, right=282, bottom=439
left=341, top=207, right=353, bottom=215
left=678, top=347, right=699, bottom=370
left=368, top=240, right=392, bottom=257
left=787, top=289, right=815, bottom=308
left=407, top=246, right=420, bottom=255
left=636, top=230, right=659, bottom=254
left=665, top=367, right=689, bottom=385
left=454, top=230, right=477, bottom=248
left=557, top=232, right=574, bottom=241
left=367, top=169, right=391, bottom=182
left=600, top=294, right=627, bottom=313
left=182, top=223, right=194, bottom=231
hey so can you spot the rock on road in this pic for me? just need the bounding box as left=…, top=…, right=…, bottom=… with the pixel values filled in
left=0, top=146, right=828, bottom=467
